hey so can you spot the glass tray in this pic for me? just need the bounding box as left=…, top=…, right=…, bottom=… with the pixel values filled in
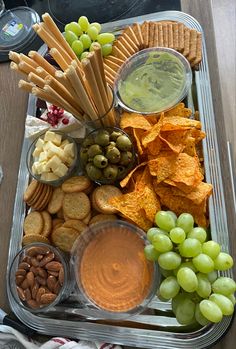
left=7, top=10, right=234, bottom=349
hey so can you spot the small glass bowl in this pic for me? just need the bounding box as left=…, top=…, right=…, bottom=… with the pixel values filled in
left=71, top=220, right=159, bottom=320
left=114, top=47, right=192, bottom=114
left=26, top=130, right=78, bottom=187
left=8, top=243, right=73, bottom=313
left=79, top=127, right=136, bottom=185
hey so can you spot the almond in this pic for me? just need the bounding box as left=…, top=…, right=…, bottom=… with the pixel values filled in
left=45, top=261, right=62, bottom=272
left=24, top=288, right=32, bottom=301
left=39, top=252, right=55, bottom=267
left=17, top=286, right=26, bottom=301
left=47, top=275, right=57, bottom=292
left=26, top=271, right=35, bottom=288
left=40, top=292, right=57, bottom=304
left=27, top=299, right=39, bottom=309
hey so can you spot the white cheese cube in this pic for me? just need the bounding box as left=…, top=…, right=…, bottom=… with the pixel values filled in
left=41, top=172, right=59, bottom=181
left=63, top=143, right=75, bottom=158
left=44, top=155, right=62, bottom=172
left=46, top=141, right=65, bottom=160
left=33, top=161, right=47, bottom=175
left=32, top=147, right=41, bottom=158
left=44, top=131, right=62, bottom=146
left=65, top=157, right=74, bottom=166
left=31, top=162, right=38, bottom=175
left=60, top=139, right=70, bottom=149
left=38, top=151, right=48, bottom=163
left=35, top=137, right=45, bottom=150
left=53, top=163, right=68, bottom=177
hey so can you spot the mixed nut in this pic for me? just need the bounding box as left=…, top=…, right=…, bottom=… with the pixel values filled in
left=14, top=245, right=65, bottom=309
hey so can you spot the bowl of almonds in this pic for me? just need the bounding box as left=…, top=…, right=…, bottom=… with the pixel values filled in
left=8, top=243, right=72, bottom=312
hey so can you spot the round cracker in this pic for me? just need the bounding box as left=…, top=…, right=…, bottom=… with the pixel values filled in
left=41, top=211, right=52, bottom=237
left=51, top=226, right=80, bottom=252
left=63, top=192, right=90, bottom=220
left=22, top=233, right=50, bottom=246
left=52, top=218, right=64, bottom=228
left=48, top=187, right=64, bottom=214
left=89, top=214, right=117, bottom=226
left=93, top=185, right=122, bottom=214
left=23, top=180, right=40, bottom=202
left=26, top=182, right=44, bottom=206
left=23, top=211, right=44, bottom=235
left=63, top=219, right=87, bottom=233
left=35, top=185, right=53, bottom=211
left=82, top=211, right=91, bottom=225
left=62, top=176, right=91, bottom=193
left=30, top=184, right=48, bottom=209
left=91, top=190, right=101, bottom=212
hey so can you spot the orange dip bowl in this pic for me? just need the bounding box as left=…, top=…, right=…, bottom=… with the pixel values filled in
left=71, top=220, right=158, bottom=320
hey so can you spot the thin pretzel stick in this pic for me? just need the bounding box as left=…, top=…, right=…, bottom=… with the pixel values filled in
left=29, top=51, right=56, bottom=76
left=42, top=13, right=81, bottom=67
left=65, top=65, right=98, bottom=120
left=49, top=48, right=68, bottom=71
left=34, top=24, right=72, bottom=65
left=44, top=74, right=83, bottom=113
left=9, top=51, right=20, bottom=64
left=44, top=85, right=83, bottom=118
left=19, top=54, right=38, bottom=69
left=18, top=61, right=37, bottom=75
left=28, top=72, right=45, bottom=89
left=18, top=80, right=34, bottom=93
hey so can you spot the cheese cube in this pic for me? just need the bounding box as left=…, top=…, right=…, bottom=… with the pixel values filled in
left=64, top=143, right=75, bottom=158
left=33, top=161, right=48, bottom=175
left=46, top=141, right=65, bottom=160
left=65, top=157, right=74, bottom=166
left=44, top=155, right=62, bottom=172
left=31, top=162, right=38, bottom=175
left=41, top=172, right=59, bottom=181
left=60, top=139, right=70, bottom=149
left=38, top=151, right=48, bottom=163
left=44, top=131, right=62, bottom=146
left=32, top=147, right=41, bottom=158
left=53, top=163, right=68, bottom=177
left=35, top=137, right=45, bottom=150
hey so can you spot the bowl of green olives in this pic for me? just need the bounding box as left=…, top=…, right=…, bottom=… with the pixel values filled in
left=79, top=127, right=136, bottom=184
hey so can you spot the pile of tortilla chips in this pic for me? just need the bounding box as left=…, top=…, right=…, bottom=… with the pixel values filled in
left=110, top=103, right=213, bottom=230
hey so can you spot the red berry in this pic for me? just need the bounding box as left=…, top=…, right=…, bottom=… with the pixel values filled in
left=62, top=118, right=69, bottom=125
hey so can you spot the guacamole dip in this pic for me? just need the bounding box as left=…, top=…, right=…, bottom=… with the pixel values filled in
left=118, top=51, right=186, bottom=113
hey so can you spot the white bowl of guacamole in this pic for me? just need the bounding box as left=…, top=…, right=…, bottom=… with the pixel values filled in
left=114, top=47, right=192, bottom=114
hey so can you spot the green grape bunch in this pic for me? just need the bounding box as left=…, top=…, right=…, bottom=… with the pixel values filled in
left=64, top=16, right=115, bottom=59
left=144, top=210, right=236, bottom=326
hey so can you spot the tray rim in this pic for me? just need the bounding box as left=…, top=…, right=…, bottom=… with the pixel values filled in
left=6, top=10, right=234, bottom=349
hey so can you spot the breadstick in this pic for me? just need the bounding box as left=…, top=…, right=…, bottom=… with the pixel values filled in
left=34, top=24, right=72, bottom=65
left=18, top=80, right=34, bottom=93
left=18, top=61, right=37, bottom=75
left=44, top=85, right=82, bottom=118
left=93, top=43, right=108, bottom=93
left=32, top=86, right=64, bottom=110
left=10, top=62, right=26, bottom=75
left=49, top=48, right=68, bottom=71
left=42, top=13, right=81, bottom=67
left=65, top=65, right=98, bottom=120
left=19, top=54, right=38, bottom=69
left=28, top=72, right=45, bottom=88
left=9, top=51, right=20, bottom=64
left=81, top=58, right=106, bottom=119
left=29, top=51, right=56, bottom=76
left=44, top=74, right=83, bottom=113
left=36, top=67, right=48, bottom=79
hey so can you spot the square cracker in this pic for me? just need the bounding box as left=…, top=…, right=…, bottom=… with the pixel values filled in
left=167, top=23, right=174, bottom=49
left=148, top=21, right=155, bottom=47
left=162, top=22, right=168, bottom=47
left=178, top=23, right=185, bottom=52
left=153, top=22, right=159, bottom=47
left=123, top=25, right=140, bottom=48
left=157, top=23, right=164, bottom=47
left=173, top=23, right=179, bottom=50
left=141, top=21, right=149, bottom=48
left=131, top=23, right=144, bottom=49
left=188, top=29, right=198, bottom=62
left=183, top=27, right=190, bottom=57
left=191, top=32, right=202, bottom=67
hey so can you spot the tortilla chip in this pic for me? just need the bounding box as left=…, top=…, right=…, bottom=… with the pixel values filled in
left=159, top=129, right=189, bottom=153
left=120, top=162, right=147, bottom=188
left=162, top=116, right=201, bottom=131
left=148, top=151, right=178, bottom=183
left=138, top=186, right=161, bottom=222
left=168, top=153, right=203, bottom=187
left=164, top=103, right=192, bottom=118
left=109, top=192, right=152, bottom=231
left=120, top=112, right=152, bottom=131
left=168, top=182, right=212, bottom=205
left=133, top=128, right=145, bottom=155
left=146, top=114, right=160, bottom=125
left=146, top=136, right=162, bottom=156
left=135, top=165, right=152, bottom=192
left=142, top=112, right=164, bottom=148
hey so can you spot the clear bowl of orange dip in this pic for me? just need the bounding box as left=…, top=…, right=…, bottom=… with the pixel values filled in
left=71, top=220, right=158, bottom=320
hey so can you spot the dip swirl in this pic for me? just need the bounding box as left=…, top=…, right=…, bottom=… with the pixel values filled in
left=118, top=51, right=186, bottom=113
left=79, top=226, right=154, bottom=312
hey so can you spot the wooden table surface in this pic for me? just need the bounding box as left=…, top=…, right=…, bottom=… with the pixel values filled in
left=0, top=0, right=235, bottom=347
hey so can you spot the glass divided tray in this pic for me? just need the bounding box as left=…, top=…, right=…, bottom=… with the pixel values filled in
left=7, top=10, right=234, bottom=349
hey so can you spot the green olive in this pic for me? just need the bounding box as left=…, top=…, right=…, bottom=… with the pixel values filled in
left=80, top=148, right=88, bottom=165
left=93, top=154, right=108, bottom=168
left=106, top=147, right=121, bottom=164
left=103, top=164, right=118, bottom=181
left=116, top=135, right=132, bottom=151
left=83, top=136, right=94, bottom=148
left=119, top=151, right=133, bottom=166
left=86, top=163, right=102, bottom=181
left=87, top=144, right=103, bottom=158
left=117, top=165, right=127, bottom=179
left=94, top=129, right=110, bottom=146
left=110, top=130, right=123, bottom=141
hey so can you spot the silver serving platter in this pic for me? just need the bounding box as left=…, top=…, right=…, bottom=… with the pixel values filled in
left=7, top=10, right=234, bottom=349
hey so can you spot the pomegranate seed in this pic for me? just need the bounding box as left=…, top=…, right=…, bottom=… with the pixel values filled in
left=62, top=118, right=69, bottom=125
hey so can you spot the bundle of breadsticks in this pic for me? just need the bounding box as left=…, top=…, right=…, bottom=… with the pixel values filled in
left=9, top=13, right=116, bottom=127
